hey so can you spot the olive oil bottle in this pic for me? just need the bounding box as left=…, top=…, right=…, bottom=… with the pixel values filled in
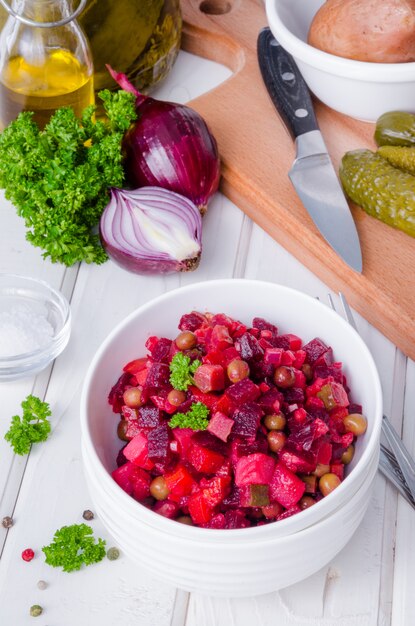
left=0, top=0, right=94, bottom=130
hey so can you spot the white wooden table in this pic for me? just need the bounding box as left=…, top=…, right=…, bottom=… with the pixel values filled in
left=0, top=49, right=414, bottom=626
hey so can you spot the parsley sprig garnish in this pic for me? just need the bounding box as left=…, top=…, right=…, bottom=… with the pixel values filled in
left=0, top=89, right=137, bottom=265
left=4, top=395, right=51, bottom=455
left=169, top=352, right=201, bottom=391
left=168, top=402, right=210, bottom=430
left=43, top=524, right=106, bottom=572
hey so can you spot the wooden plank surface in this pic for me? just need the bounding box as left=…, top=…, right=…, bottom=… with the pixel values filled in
left=180, top=0, right=415, bottom=361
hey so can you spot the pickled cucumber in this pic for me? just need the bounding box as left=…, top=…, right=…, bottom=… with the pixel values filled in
left=339, top=149, right=415, bottom=237
left=375, top=111, right=415, bottom=147
left=378, top=145, right=415, bottom=176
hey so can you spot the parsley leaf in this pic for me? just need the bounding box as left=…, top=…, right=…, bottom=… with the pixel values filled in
left=0, top=89, right=137, bottom=266
left=43, top=524, right=106, bottom=573
left=4, top=395, right=51, bottom=455
left=169, top=352, right=201, bottom=391
left=168, top=402, right=210, bottom=430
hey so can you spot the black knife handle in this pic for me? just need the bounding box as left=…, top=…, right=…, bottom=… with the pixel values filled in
left=257, top=27, right=319, bottom=139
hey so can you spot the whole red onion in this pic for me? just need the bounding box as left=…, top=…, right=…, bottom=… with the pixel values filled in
left=107, top=66, right=221, bottom=214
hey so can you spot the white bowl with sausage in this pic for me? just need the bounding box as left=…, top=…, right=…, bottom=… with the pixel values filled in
left=265, top=0, right=415, bottom=121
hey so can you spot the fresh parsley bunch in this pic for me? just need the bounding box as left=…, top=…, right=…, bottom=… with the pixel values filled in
left=169, top=402, right=210, bottom=430
left=0, top=90, right=137, bottom=265
left=4, top=395, right=51, bottom=455
left=43, top=524, right=106, bottom=572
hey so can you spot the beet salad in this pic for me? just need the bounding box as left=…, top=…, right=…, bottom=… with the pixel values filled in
left=108, top=310, right=368, bottom=529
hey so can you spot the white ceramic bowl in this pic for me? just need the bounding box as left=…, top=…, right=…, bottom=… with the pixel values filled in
left=266, top=0, right=415, bottom=122
left=80, top=279, right=382, bottom=596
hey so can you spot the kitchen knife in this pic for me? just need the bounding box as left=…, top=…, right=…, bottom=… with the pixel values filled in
left=257, top=27, right=362, bottom=273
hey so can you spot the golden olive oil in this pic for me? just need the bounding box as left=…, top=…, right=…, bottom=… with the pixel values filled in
left=0, top=48, right=94, bottom=129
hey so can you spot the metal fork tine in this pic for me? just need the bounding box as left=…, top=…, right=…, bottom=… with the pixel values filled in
left=379, top=447, right=415, bottom=509
left=381, top=414, right=415, bottom=502
left=338, top=292, right=358, bottom=331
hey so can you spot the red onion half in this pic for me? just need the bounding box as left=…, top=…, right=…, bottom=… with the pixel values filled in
left=107, top=66, right=221, bottom=214
left=99, top=187, right=202, bottom=274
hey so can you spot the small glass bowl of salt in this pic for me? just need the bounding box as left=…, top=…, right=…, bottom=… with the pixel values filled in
left=0, top=274, right=71, bottom=381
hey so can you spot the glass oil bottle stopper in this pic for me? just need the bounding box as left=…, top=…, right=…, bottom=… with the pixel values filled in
left=0, top=0, right=94, bottom=129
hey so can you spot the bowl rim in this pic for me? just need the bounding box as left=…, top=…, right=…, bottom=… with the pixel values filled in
left=80, top=278, right=383, bottom=540
left=265, top=0, right=415, bottom=82
left=0, top=273, right=71, bottom=369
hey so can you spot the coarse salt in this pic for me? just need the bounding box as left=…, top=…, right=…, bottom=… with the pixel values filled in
left=0, top=304, right=54, bottom=357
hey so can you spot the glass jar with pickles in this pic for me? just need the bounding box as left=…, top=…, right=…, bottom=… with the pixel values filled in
left=78, top=0, right=182, bottom=98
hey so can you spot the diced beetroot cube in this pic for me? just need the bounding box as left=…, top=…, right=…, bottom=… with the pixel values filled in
left=150, top=395, right=177, bottom=415
left=340, top=431, right=354, bottom=448
left=203, top=513, right=226, bottom=529
left=285, top=334, right=302, bottom=350
left=330, top=463, right=345, bottom=480
left=281, top=350, right=295, bottom=365
left=112, top=462, right=151, bottom=500
left=259, top=382, right=270, bottom=393
left=269, top=462, right=306, bottom=508
left=145, top=337, right=172, bottom=362
left=137, top=405, right=162, bottom=428
left=305, top=396, right=325, bottom=411
left=108, top=372, right=135, bottom=413
left=213, top=393, right=235, bottom=416
left=315, top=362, right=343, bottom=382
left=293, top=369, right=306, bottom=389
left=258, top=337, right=273, bottom=350
left=188, top=491, right=215, bottom=524
left=271, top=335, right=290, bottom=349
left=232, top=402, right=264, bottom=438
left=153, top=500, right=180, bottom=519
left=203, top=350, right=225, bottom=366
left=123, top=432, right=154, bottom=470
left=147, top=424, right=170, bottom=462
left=188, top=444, right=225, bottom=473
left=264, top=348, right=283, bottom=366
left=303, top=338, right=331, bottom=364
left=116, top=445, right=128, bottom=467
left=193, top=364, right=225, bottom=393
left=279, top=449, right=316, bottom=474
left=135, top=368, right=148, bottom=386
left=276, top=505, right=302, bottom=521
left=188, top=386, right=218, bottom=410
left=292, top=407, right=308, bottom=424
left=225, top=378, right=260, bottom=405
left=258, top=388, right=284, bottom=414
left=208, top=324, right=234, bottom=352
left=240, top=484, right=270, bottom=507
left=210, top=313, right=234, bottom=329
left=216, top=459, right=232, bottom=477
left=234, top=453, right=275, bottom=486
left=313, top=417, right=329, bottom=439
left=252, top=317, right=279, bottom=334
left=179, top=311, right=207, bottom=332
left=230, top=320, right=248, bottom=338
left=224, top=509, right=251, bottom=528
left=348, top=402, right=363, bottom=414
left=191, top=432, right=229, bottom=458
left=172, top=428, right=194, bottom=458
left=330, top=406, right=349, bottom=421
left=222, top=346, right=240, bottom=365
left=164, top=464, right=196, bottom=498
left=315, top=348, right=334, bottom=366
left=145, top=362, right=170, bottom=389
left=122, top=358, right=147, bottom=376
left=317, top=441, right=333, bottom=465
left=202, top=476, right=232, bottom=507
left=284, top=387, right=305, bottom=405
left=293, top=349, right=307, bottom=368
left=237, top=332, right=264, bottom=361
left=207, top=411, right=234, bottom=442
left=194, top=325, right=213, bottom=346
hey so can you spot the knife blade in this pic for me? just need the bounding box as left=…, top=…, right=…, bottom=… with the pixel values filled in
left=257, top=27, right=362, bottom=273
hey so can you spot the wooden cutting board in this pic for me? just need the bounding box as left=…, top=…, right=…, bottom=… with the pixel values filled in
left=180, top=0, right=415, bottom=361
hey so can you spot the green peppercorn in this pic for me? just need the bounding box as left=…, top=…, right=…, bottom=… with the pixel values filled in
left=30, top=605, right=43, bottom=617
left=82, top=509, right=94, bottom=521
left=107, top=547, right=120, bottom=561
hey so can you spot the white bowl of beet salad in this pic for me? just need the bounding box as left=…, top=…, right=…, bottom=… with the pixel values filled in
left=80, top=279, right=382, bottom=597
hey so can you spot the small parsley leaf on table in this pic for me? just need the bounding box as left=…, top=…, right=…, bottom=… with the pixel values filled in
left=4, top=394, right=51, bottom=455
left=168, top=402, right=210, bottom=430
left=169, top=352, right=201, bottom=391
left=43, top=524, right=106, bottom=572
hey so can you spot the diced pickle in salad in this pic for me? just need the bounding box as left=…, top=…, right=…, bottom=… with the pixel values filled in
left=108, top=311, right=367, bottom=529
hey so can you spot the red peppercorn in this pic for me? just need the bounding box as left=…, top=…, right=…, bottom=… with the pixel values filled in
left=21, top=548, right=35, bottom=562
